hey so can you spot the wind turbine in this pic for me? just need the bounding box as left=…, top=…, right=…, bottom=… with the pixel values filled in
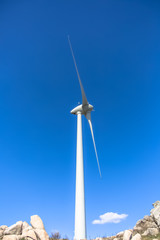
left=68, top=37, right=101, bottom=240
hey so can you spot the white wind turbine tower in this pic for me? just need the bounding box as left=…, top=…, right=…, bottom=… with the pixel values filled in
left=68, top=37, right=101, bottom=240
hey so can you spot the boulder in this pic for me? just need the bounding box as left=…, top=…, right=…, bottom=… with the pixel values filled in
left=142, top=228, right=159, bottom=236
left=22, top=221, right=30, bottom=230
left=116, top=231, right=124, bottom=238
left=3, top=235, right=19, bottom=240
left=34, top=229, right=49, bottom=240
left=123, top=230, right=132, bottom=240
left=22, top=226, right=33, bottom=232
left=151, top=201, right=160, bottom=227
left=4, top=221, right=23, bottom=235
left=133, top=215, right=157, bottom=234
left=152, top=201, right=160, bottom=208
left=143, top=215, right=153, bottom=221
left=0, top=230, right=4, bottom=238
left=21, top=229, right=37, bottom=240
left=30, top=215, right=44, bottom=230
left=132, top=233, right=141, bottom=240
left=15, top=235, right=23, bottom=240
left=0, top=225, right=8, bottom=230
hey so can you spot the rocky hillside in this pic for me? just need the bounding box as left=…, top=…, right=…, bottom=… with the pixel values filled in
left=0, top=215, right=49, bottom=240
left=96, top=201, right=160, bottom=240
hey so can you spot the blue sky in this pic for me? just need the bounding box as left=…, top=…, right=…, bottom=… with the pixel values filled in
left=0, top=0, right=160, bottom=239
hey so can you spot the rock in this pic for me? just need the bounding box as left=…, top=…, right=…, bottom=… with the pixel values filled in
left=152, top=201, right=160, bottom=208
left=142, top=228, right=159, bottom=236
left=3, top=235, right=19, bottom=240
left=21, top=229, right=37, bottom=240
left=143, top=215, right=152, bottom=221
left=22, top=225, right=35, bottom=239
left=4, top=221, right=23, bottom=235
left=0, top=230, right=4, bottom=238
left=151, top=202, right=160, bottom=227
left=22, top=221, right=30, bottom=230
left=34, top=229, right=49, bottom=240
left=133, top=215, right=157, bottom=234
left=23, top=226, right=33, bottom=232
left=30, top=215, right=45, bottom=229
left=0, top=225, right=8, bottom=230
left=15, top=235, right=24, bottom=240
left=116, top=231, right=124, bottom=237
left=132, top=233, right=141, bottom=240
left=123, top=230, right=132, bottom=240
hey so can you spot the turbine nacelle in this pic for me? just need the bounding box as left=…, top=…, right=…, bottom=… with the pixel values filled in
left=71, top=104, right=93, bottom=115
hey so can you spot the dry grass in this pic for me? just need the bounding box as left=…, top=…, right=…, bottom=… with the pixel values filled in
left=142, top=233, right=160, bottom=240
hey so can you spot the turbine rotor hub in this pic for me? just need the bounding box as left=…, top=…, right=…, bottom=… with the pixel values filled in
left=71, top=104, right=93, bottom=115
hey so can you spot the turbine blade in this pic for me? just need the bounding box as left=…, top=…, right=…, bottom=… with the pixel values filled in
left=68, top=36, right=88, bottom=106
left=86, top=112, right=102, bottom=178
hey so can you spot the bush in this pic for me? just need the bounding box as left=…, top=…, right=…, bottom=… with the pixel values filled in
left=50, top=232, right=61, bottom=240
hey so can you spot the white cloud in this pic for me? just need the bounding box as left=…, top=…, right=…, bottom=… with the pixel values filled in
left=92, top=212, right=128, bottom=225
